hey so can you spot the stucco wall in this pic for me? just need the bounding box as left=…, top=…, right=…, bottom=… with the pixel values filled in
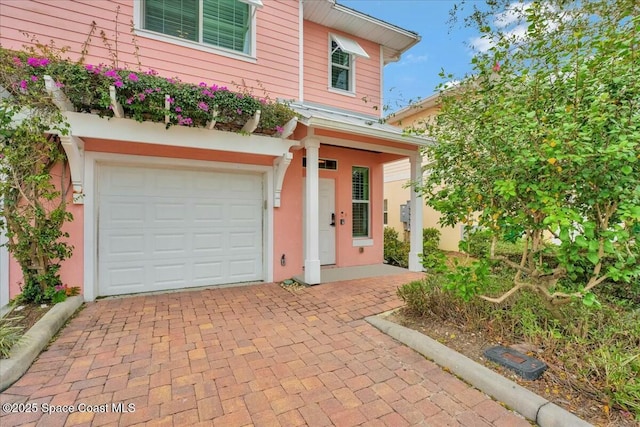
left=385, top=99, right=463, bottom=252
left=303, top=20, right=382, bottom=116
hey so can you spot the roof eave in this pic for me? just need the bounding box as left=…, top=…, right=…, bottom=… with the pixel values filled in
left=300, top=116, right=432, bottom=147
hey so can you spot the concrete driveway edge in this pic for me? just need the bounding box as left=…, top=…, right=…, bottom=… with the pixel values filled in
left=0, top=295, right=83, bottom=392
left=365, top=314, right=593, bottom=427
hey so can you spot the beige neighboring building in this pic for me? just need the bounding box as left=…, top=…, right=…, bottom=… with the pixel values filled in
left=384, top=93, right=463, bottom=251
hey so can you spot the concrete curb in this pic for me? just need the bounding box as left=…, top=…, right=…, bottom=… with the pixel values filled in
left=365, top=314, right=593, bottom=427
left=0, top=296, right=83, bottom=392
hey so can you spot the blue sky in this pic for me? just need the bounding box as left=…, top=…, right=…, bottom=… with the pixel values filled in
left=340, top=0, right=481, bottom=112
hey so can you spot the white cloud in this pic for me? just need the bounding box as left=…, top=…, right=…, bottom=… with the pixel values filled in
left=398, top=53, right=429, bottom=66
left=469, top=36, right=495, bottom=53
left=468, top=2, right=537, bottom=53
left=495, top=2, right=532, bottom=28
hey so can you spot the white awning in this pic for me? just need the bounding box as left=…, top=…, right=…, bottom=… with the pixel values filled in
left=238, top=0, right=263, bottom=8
left=331, top=34, right=370, bottom=59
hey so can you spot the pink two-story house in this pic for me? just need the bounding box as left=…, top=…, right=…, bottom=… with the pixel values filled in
left=0, top=0, right=426, bottom=303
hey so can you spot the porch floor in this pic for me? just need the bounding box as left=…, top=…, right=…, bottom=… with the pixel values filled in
left=294, top=263, right=415, bottom=285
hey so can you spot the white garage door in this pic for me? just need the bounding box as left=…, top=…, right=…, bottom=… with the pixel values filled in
left=98, top=165, right=263, bottom=296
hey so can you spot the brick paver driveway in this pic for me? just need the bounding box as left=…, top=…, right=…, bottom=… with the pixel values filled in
left=1, top=274, right=530, bottom=426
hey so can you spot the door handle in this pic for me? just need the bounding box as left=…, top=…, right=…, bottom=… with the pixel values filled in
left=330, top=213, right=336, bottom=227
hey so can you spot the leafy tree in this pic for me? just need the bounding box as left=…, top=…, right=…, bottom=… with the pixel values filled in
left=0, top=105, right=73, bottom=303
left=419, top=0, right=640, bottom=308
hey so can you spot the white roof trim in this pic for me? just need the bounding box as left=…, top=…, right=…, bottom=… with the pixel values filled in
left=238, top=0, right=263, bottom=8
left=331, top=34, right=369, bottom=59
left=291, top=103, right=431, bottom=147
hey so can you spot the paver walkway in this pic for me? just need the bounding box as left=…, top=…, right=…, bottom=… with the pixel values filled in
left=0, top=274, right=531, bottom=427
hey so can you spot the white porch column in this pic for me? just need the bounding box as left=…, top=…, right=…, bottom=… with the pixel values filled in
left=303, top=137, right=321, bottom=284
left=408, top=153, right=424, bottom=272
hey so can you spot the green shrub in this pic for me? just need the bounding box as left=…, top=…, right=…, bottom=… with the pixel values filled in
left=423, top=228, right=441, bottom=253
left=458, top=228, right=492, bottom=257
left=421, top=228, right=446, bottom=271
left=0, top=316, right=23, bottom=358
left=396, top=268, right=640, bottom=419
left=384, top=227, right=409, bottom=268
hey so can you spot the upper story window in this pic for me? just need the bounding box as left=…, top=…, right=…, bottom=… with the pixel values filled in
left=329, top=34, right=369, bottom=94
left=142, top=0, right=262, bottom=56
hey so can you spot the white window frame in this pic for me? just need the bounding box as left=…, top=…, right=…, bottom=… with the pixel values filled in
left=133, top=0, right=260, bottom=62
left=352, top=165, right=371, bottom=240
left=328, top=34, right=368, bottom=96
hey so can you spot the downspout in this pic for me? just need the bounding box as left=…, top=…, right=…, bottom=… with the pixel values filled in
left=299, top=0, right=304, bottom=102
left=379, top=45, right=384, bottom=119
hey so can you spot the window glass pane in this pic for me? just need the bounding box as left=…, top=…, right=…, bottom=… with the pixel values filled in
left=145, top=0, right=199, bottom=41
left=352, top=167, right=369, bottom=201
left=352, top=167, right=370, bottom=237
left=331, top=41, right=351, bottom=91
left=203, top=0, right=249, bottom=52
left=352, top=202, right=369, bottom=237
left=331, top=42, right=350, bottom=67
left=331, top=68, right=349, bottom=91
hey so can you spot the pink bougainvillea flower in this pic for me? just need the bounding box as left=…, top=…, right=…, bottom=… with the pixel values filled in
left=104, top=69, right=118, bottom=78
left=55, top=81, right=65, bottom=88
left=27, top=57, right=48, bottom=67
left=259, top=98, right=267, bottom=105
left=493, top=61, right=501, bottom=72
left=199, top=82, right=207, bottom=87
left=175, top=107, right=182, bottom=112
left=113, top=80, right=124, bottom=88
left=167, top=97, right=175, bottom=104
left=12, top=57, right=22, bottom=66
left=198, top=102, right=209, bottom=112
left=236, top=109, right=242, bottom=115
left=30, top=75, right=38, bottom=82
left=210, top=84, right=219, bottom=92
left=276, top=125, right=284, bottom=133
left=128, top=73, right=139, bottom=82
left=138, top=93, right=146, bottom=101
left=126, top=97, right=134, bottom=105
left=19, top=80, right=28, bottom=90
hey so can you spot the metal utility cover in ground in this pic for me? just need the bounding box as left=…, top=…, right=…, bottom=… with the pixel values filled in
left=484, top=346, right=548, bottom=380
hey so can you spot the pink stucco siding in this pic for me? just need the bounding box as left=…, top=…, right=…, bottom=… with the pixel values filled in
left=1, top=0, right=418, bottom=299
left=303, top=21, right=383, bottom=116
left=0, top=0, right=300, bottom=101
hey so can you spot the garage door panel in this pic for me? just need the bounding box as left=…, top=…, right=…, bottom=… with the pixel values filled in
left=229, top=232, right=259, bottom=249
left=229, top=259, right=260, bottom=278
left=105, top=234, right=146, bottom=257
left=193, top=261, right=223, bottom=282
left=155, top=202, right=188, bottom=222
left=107, top=266, right=146, bottom=289
left=98, top=165, right=263, bottom=297
left=153, top=234, right=188, bottom=255
left=102, top=201, right=146, bottom=227
left=152, top=263, right=187, bottom=285
left=194, top=203, right=225, bottom=222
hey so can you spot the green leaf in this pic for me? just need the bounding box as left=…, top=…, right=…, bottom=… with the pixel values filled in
left=587, top=252, right=599, bottom=265
left=582, top=292, right=599, bottom=307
